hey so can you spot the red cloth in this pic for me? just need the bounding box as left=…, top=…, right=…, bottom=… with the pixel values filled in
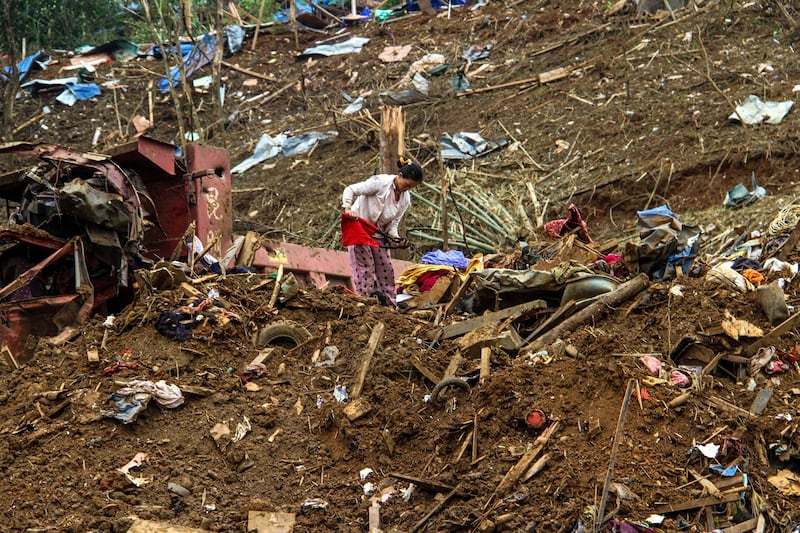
left=341, top=215, right=379, bottom=247
left=416, top=270, right=451, bottom=292
left=543, top=204, right=593, bottom=243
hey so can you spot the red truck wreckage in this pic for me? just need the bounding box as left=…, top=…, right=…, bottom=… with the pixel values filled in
left=0, top=137, right=409, bottom=362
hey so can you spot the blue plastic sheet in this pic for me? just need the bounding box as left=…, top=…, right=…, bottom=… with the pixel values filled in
left=710, top=464, right=740, bottom=477
left=421, top=249, right=469, bottom=269
left=2, top=50, right=50, bottom=82
left=224, top=25, right=245, bottom=54
left=158, top=34, right=217, bottom=93
left=273, top=0, right=313, bottom=22
left=151, top=42, right=195, bottom=60
left=56, top=82, right=101, bottom=106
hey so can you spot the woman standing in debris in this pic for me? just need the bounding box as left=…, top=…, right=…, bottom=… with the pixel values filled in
left=342, top=160, right=424, bottom=305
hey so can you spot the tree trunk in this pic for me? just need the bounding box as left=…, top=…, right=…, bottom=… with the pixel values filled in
left=0, top=0, right=20, bottom=140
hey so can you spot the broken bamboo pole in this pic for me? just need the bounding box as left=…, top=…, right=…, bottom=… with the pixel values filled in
left=250, top=0, right=267, bottom=50
left=595, top=379, right=635, bottom=532
left=485, top=421, right=559, bottom=508
left=409, top=190, right=495, bottom=244
left=410, top=487, right=459, bottom=533
left=525, top=273, right=649, bottom=354
left=222, top=61, right=277, bottom=84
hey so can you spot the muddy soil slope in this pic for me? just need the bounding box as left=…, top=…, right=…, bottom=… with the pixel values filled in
left=2, top=1, right=800, bottom=532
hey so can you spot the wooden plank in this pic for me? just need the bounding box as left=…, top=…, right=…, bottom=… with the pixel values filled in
left=713, top=473, right=744, bottom=490
left=411, top=356, right=439, bottom=384
left=267, top=264, right=284, bottom=310
left=368, top=504, right=381, bottom=533
left=442, top=274, right=474, bottom=319
left=539, top=67, right=569, bottom=84
left=654, top=490, right=743, bottom=514
left=722, top=517, right=759, bottom=533
left=744, top=311, right=800, bottom=355
left=248, top=347, right=275, bottom=367
left=480, top=346, right=491, bottom=384
left=1, top=344, right=19, bottom=370
left=707, top=395, right=754, bottom=419
left=128, top=519, right=212, bottom=533
left=436, top=300, right=546, bottom=340
left=351, top=322, right=385, bottom=400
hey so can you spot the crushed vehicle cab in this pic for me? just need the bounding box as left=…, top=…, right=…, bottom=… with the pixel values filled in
left=0, top=136, right=410, bottom=363
left=0, top=137, right=232, bottom=361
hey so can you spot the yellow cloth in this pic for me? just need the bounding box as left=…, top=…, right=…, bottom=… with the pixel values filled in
left=396, top=253, right=484, bottom=289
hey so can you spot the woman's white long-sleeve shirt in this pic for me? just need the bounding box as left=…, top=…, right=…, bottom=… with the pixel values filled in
left=342, top=174, right=409, bottom=238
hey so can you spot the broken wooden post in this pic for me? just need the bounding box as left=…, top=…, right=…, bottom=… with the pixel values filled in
left=344, top=396, right=372, bottom=421
left=380, top=105, right=404, bottom=174
left=351, top=322, right=385, bottom=400
left=236, top=231, right=261, bottom=267
left=521, top=453, right=550, bottom=482
left=435, top=300, right=546, bottom=340
left=87, top=347, right=99, bottom=364
left=480, top=346, right=491, bottom=384
left=443, top=274, right=474, bottom=319
left=368, top=502, right=381, bottom=532
left=526, top=273, right=649, bottom=353
left=267, top=264, right=284, bottom=310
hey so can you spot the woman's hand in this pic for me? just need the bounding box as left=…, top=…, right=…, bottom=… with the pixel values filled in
left=344, top=208, right=358, bottom=219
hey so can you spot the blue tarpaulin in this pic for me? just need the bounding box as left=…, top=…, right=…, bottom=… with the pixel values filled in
left=56, top=83, right=101, bottom=106
left=158, top=35, right=217, bottom=93
left=2, top=50, right=50, bottom=82
left=151, top=42, right=195, bottom=60
left=273, top=0, right=314, bottom=23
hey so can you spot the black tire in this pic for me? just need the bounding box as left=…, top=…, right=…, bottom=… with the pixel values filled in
left=256, top=320, right=311, bottom=347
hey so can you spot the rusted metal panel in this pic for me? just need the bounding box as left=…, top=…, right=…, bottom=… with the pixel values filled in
left=184, top=143, right=233, bottom=263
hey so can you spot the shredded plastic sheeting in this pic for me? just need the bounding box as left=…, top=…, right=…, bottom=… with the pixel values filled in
left=440, top=131, right=504, bottom=160
left=300, top=37, right=370, bottom=57
left=729, top=94, right=794, bottom=124
left=232, top=131, right=339, bottom=174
